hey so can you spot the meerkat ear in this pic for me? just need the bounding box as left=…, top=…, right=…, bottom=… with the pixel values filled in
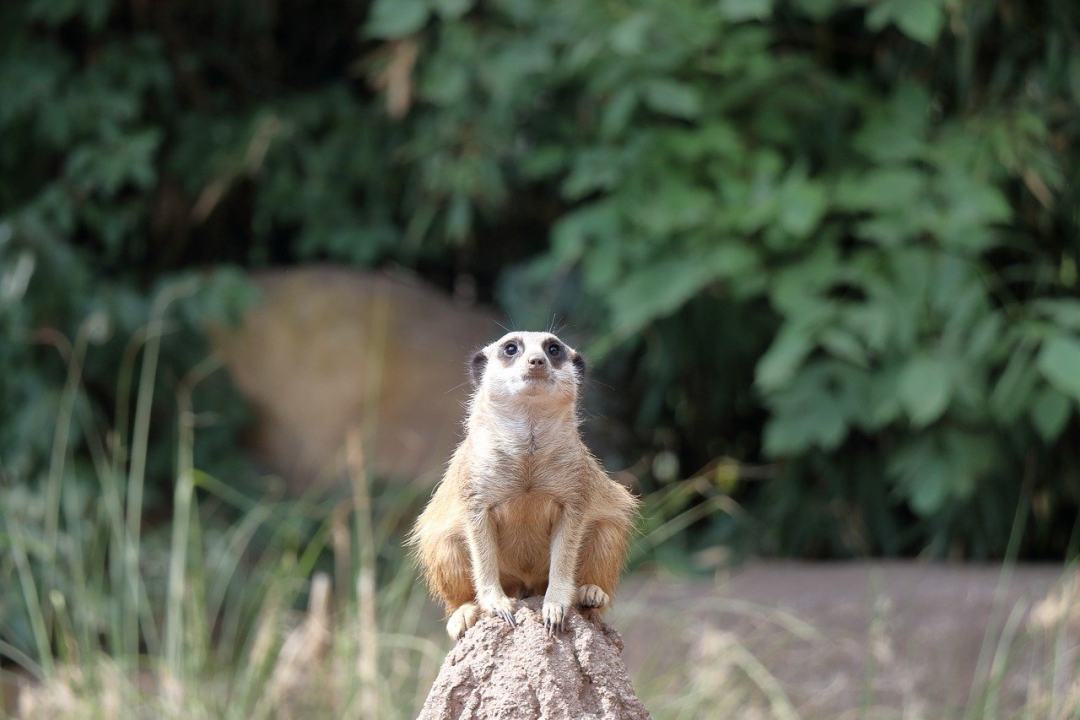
left=571, top=351, right=586, bottom=377
left=468, top=350, right=487, bottom=387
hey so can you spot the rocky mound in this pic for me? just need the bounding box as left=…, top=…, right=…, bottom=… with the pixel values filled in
left=418, top=597, right=651, bottom=720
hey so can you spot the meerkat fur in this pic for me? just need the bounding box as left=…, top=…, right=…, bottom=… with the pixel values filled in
left=409, top=331, right=639, bottom=639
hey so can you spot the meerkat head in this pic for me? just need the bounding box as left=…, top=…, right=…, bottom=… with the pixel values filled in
left=468, top=331, right=585, bottom=408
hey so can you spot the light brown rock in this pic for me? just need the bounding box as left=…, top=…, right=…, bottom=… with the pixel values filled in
left=418, top=597, right=651, bottom=720
left=212, top=267, right=493, bottom=492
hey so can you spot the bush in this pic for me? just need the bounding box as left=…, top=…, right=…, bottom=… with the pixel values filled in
left=2, top=0, right=1079, bottom=558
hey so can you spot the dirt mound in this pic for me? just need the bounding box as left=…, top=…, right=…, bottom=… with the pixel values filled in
left=418, top=597, right=651, bottom=720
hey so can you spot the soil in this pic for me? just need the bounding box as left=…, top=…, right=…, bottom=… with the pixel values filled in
left=613, top=561, right=1072, bottom=718
left=418, top=596, right=651, bottom=720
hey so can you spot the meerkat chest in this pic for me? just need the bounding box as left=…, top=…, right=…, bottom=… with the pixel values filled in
left=468, top=423, right=578, bottom=500
left=470, top=437, right=583, bottom=508
left=475, top=450, right=567, bottom=498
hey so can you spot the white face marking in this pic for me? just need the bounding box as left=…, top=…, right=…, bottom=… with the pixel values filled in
left=477, top=331, right=582, bottom=407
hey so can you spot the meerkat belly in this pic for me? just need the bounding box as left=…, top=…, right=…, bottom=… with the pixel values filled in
left=491, top=493, right=558, bottom=593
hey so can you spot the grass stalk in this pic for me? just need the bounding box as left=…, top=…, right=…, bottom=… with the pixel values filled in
left=983, top=600, right=1027, bottom=720
left=348, top=430, right=380, bottom=719
left=0, top=639, right=45, bottom=681
left=962, top=471, right=1032, bottom=720
left=42, top=326, right=88, bottom=566
left=123, top=279, right=197, bottom=664
left=8, top=523, right=54, bottom=677
left=165, top=356, right=221, bottom=676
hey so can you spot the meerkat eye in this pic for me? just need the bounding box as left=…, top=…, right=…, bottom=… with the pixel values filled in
left=547, top=342, right=561, bottom=357
left=504, top=342, right=518, bottom=356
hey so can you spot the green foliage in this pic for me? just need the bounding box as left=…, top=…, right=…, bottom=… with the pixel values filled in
left=0, top=228, right=259, bottom=507
left=413, top=0, right=1080, bottom=557
left=2, top=0, right=1079, bottom=558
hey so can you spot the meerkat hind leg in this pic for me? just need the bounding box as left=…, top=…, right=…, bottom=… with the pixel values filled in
left=575, top=520, right=628, bottom=612
left=446, top=602, right=481, bottom=640
left=577, top=583, right=609, bottom=609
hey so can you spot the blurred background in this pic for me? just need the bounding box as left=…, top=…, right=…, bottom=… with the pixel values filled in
left=2, top=0, right=1080, bottom=717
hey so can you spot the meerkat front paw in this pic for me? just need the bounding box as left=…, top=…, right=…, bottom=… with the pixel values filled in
left=477, top=591, right=518, bottom=627
left=577, top=584, right=610, bottom=609
left=542, top=600, right=567, bottom=635
left=446, top=602, right=481, bottom=640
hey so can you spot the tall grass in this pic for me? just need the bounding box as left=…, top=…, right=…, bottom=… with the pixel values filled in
left=0, top=302, right=443, bottom=718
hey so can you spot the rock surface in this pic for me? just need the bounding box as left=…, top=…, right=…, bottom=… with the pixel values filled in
left=212, top=267, right=494, bottom=492
left=418, top=597, right=651, bottom=720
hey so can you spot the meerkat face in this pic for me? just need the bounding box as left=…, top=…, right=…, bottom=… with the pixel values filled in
left=469, top=331, right=585, bottom=405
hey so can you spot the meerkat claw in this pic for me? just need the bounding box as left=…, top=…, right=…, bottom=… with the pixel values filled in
left=479, top=593, right=517, bottom=626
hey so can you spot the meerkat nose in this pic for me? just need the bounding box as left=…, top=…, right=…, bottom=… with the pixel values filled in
left=528, top=354, right=547, bottom=368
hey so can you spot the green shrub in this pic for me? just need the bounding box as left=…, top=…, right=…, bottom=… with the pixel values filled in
left=2, top=0, right=1079, bottom=557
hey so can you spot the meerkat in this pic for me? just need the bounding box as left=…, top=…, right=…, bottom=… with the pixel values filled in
left=409, top=331, right=639, bottom=639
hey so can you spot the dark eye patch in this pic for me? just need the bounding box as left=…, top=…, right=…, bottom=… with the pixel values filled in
left=497, top=337, right=525, bottom=367
left=544, top=337, right=569, bottom=369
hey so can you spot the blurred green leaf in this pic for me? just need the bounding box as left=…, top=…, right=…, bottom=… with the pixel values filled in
left=777, top=169, right=828, bottom=238
left=642, top=79, right=703, bottom=119
left=867, top=0, right=944, bottom=45
left=899, top=354, right=951, bottom=426
left=605, top=243, right=758, bottom=343
left=889, top=430, right=996, bottom=514
left=991, top=350, right=1038, bottom=423
left=763, top=365, right=849, bottom=455
left=1033, top=299, right=1080, bottom=331
left=600, top=87, right=638, bottom=138
left=819, top=328, right=867, bottom=367
left=893, top=0, right=944, bottom=44
left=719, top=0, right=774, bottom=22
left=854, top=83, right=929, bottom=163
left=610, top=13, right=651, bottom=55
left=366, top=0, right=429, bottom=38
left=792, top=0, right=841, bottom=20
left=1031, top=387, right=1071, bottom=442
left=562, top=148, right=623, bottom=199
left=756, top=327, right=813, bottom=392
left=836, top=166, right=924, bottom=211
left=1037, top=335, right=1080, bottom=402
left=433, top=0, right=473, bottom=20
left=28, top=0, right=112, bottom=29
